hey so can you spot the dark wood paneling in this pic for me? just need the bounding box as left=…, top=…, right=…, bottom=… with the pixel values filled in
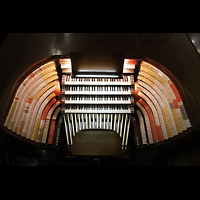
left=71, top=52, right=124, bottom=77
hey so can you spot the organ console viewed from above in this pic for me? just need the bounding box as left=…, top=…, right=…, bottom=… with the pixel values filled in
left=0, top=54, right=194, bottom=154
left=0, top=33, right=199, bottom=165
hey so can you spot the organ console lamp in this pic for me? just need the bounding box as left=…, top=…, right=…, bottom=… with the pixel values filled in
left=70, top=52, right=124, bottom=78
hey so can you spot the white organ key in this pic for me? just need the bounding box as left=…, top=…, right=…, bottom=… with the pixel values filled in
left=89, top=114, right=91, bottom=129
left=98, top=114, right=100, bottom=128
left=93, top=114, right=95, bottom=128
left=86, top=113, right=88, bottom=129
left=63, top=115, right=69, bottom=145
left=67, top=114, right=73, bottom=145
left=87, top=113, right=90, bottom=129
left=84, top=113, right=87, bottom=129
left=82, top=113, right=84, bottom=129
left=100, top=114, right=102, bottom=128
left=122, top=114, right=128, bottom=149
left=107, top=114, right=109, bottom=129
left=125, top=115, right=131, bottom=149
left=104, top=114, right=106, bottom=129
left=97, top=113, right=100, bottom=128
left=97, top=113, right=98, bottom=128
left=117, top=114, right=120, bottom=134
left=76, top=114, right=80, bottom=132
left=78, top=114, right=81, bottom=130
left=113, top=114, right=116, bottom=131
left=71, top=113, right=75, bottom=136
left=120, top=114, right=124, bottom=137
left=95, top=114, right=97, bottom=128
left=110, top=114, right=113, bottom=130
left=74, top=114, right=78, bottom=133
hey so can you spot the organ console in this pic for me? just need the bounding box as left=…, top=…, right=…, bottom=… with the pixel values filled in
left=1, top=55, right=193, bottom=156
left=60, top=58, right=135, bottom=153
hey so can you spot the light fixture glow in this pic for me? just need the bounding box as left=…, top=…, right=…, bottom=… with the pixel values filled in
left=60, top=58, right=72, bottom=69
left=76, top=74, right=119, bottom=78
left=77, top=70, right=117, bottom=73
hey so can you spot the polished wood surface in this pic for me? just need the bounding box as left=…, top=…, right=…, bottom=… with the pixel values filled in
left=71, top=129, right=122, bottom=156
left=71, top=52, right=124, bottom=77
